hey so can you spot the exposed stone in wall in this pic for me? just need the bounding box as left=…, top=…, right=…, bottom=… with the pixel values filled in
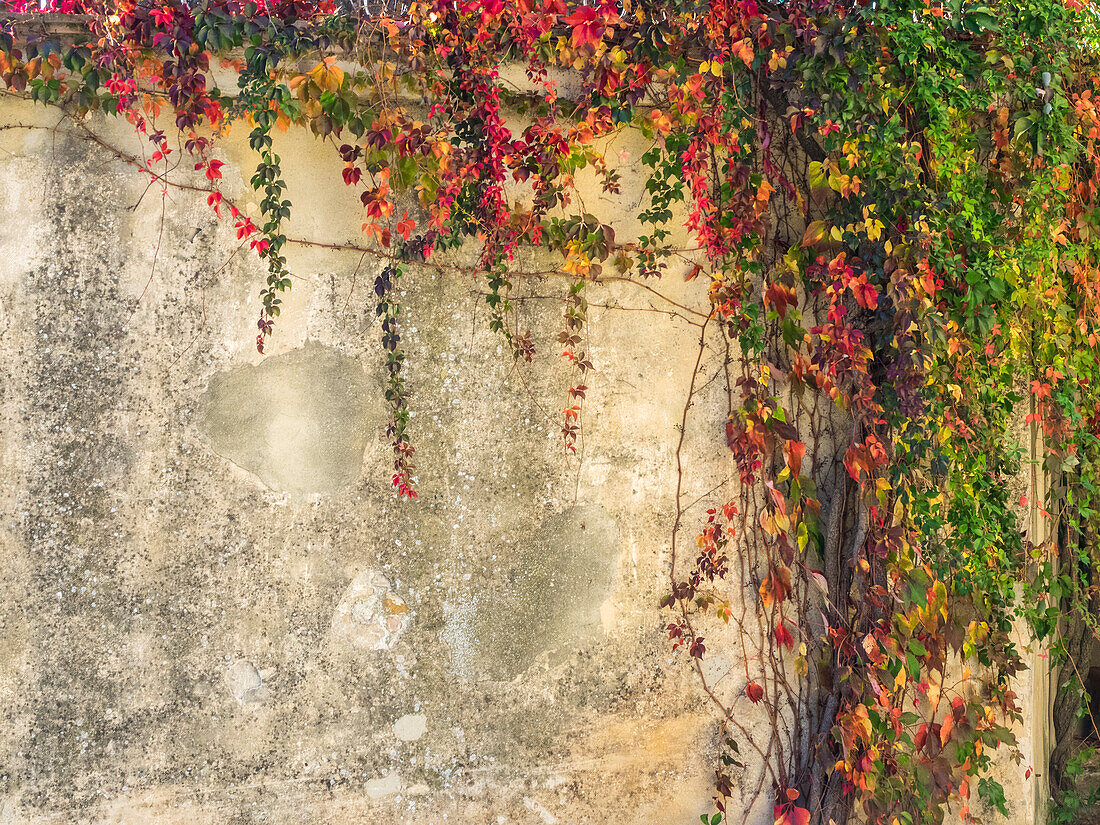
left=330, top=569, right=410, bottom=650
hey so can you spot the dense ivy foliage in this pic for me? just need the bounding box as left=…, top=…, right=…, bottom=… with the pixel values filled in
left=3, top=0, right=1100, bottom=822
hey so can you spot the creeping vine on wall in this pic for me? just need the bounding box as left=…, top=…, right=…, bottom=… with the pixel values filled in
left=4, top=0, right=1100, bottom=823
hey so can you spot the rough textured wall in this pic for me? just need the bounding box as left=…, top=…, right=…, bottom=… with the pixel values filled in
left=0, top=98, right=754, bottom=824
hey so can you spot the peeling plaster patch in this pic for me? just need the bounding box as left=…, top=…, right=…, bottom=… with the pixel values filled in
left=224, top=660, right=262, bottom=703
left=392, top=713, right=427, bottom=741
left=364, top=773, right=403, bottom=799
left=331, top=570, right=410, bottom=651
left=599, top=598, right=617, bottom=631
left=198, top=341, right=380, bottom=495
left=524, top=797, right=560, bottom=825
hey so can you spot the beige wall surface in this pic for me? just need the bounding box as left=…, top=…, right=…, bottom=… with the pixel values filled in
left=0, top=97, right=774, bottom=824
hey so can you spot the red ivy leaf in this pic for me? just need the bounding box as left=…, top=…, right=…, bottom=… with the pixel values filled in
left=786, top=440, right=806, bottom=477
left=342, top=165, right=362, bottom=186
left=775, top=621, right=794, bottom=651
left=563, top=6, right=608, bottom=48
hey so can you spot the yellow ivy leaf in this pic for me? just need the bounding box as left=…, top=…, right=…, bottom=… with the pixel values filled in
left=801, top=220, right=826, bottom=247
left=308, top=56, right=344, bottom=93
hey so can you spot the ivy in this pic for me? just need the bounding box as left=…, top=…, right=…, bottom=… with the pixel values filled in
left=375, top=261, right=415, bottom=497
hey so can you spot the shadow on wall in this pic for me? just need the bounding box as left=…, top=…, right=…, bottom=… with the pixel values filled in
left=442, top=504, right=621, bottom=682
left=197, top=341, right=382, bottom=495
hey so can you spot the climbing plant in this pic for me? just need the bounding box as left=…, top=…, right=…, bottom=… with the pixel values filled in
left=3, top=0, right=1100, bottom=823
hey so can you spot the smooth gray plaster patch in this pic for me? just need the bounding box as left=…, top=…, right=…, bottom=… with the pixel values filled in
left=198, top=342, right=380, bottom=495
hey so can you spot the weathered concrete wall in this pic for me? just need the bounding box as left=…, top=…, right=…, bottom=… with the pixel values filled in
left=0, top=98, right=757, bottom=824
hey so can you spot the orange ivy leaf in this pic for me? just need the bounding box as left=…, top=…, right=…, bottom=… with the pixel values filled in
left=940, top=712, right=954, bottom=746
left=396, top=213, right=415, bottom=240
left=759, top=566, right=792, bottom=607
left=308, top=56, right=344, bottom=93
left=786, top=440, right=806, bottom=476
left=849, top=274, right=878, bottom=309
left=731, top=38, right=755, bottom=67
left=764, top=281, right=798, bottom=318
left=774, top=803, right=810, bottom=825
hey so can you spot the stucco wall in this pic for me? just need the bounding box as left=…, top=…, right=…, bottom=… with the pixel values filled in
left=0, top=97, right=762, bottom=824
